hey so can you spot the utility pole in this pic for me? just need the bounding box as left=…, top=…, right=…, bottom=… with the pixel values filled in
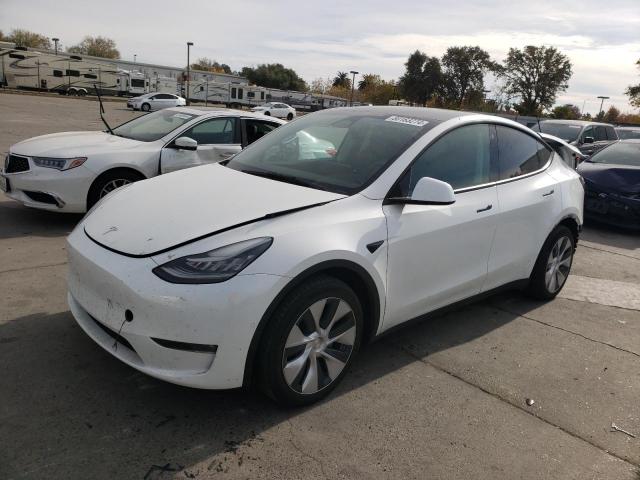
left=186, top=42, right=193, bottom=105
left=52, top=38, right=59, bottom=55
left=349, top=70, right=358, bottom=106
left=133, top=54, right=137, bottom=66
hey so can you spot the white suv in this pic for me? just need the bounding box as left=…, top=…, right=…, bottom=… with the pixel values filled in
left=67, top=107, right=584, bottom=406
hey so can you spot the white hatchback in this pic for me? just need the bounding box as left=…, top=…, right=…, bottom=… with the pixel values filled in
left=67, top=107, right=584, bottom=406
left=1, top=108, right=285, bottom=212
left=251, top=102, right=296, bottom=120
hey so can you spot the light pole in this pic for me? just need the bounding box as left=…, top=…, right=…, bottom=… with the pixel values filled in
left=349, top=70, right=358, bottom=106
left=597, top=95, right=609, bottom=118
left=133, top=54, right=137, bottom=65
left=186, top=42, right=194, bottom=105
left=52, top=38, right=59, bottom=55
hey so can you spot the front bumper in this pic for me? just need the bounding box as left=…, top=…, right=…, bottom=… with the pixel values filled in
left=2, top=159, right=94, bottom=213
left=583, top=185, right=640, bottom=230
left=67, top=226, right=287, bottom=389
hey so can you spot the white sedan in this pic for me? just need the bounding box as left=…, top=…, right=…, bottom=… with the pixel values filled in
left=1, top=108, right=284, bottom=212
left=67, top=107, right=583, bottom=406
left=128, top=92, right=186, bottom=111
left=251, top=102, right=296, bottom=120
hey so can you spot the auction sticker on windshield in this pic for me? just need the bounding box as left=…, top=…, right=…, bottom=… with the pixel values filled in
left=173, top=113, right=192, bottom=120
left=385, top=116, right=429, bottom=127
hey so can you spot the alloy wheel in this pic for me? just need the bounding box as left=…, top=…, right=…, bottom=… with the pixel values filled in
left=282, top=297, right=357, bottom=395
left=545, top=235, right=573, bottom=293
left=99, top=178, right=132, bottom=198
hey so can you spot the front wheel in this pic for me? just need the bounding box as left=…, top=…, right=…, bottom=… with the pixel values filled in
left=258, top=275, right=363, bottom=406
left=287, top=112, right=294, bottom=120
left=526, top=225, right=575, bottom=300
left=87, top=170, right=144, bottom=210
left=141, top=103, right=151, bottom=112
left=264, top=111, right=271, bottom=116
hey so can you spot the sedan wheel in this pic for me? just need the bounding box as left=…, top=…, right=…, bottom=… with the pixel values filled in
left=99, top=178, right=134, bottom=199
left=282, top=297, right=357, bottom=394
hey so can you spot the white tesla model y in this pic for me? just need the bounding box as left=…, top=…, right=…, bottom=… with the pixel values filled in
left=67, top=107, right=584, bottom=406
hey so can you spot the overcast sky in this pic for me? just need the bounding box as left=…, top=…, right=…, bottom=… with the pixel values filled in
left=3, top=0, right=639, bottom=114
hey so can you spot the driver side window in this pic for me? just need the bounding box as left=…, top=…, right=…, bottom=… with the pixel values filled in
left=180, top=118, right=236, bottom=145
left=393, top=124, right=492, bottom=197
left=581, top=126, right=594, bottom=143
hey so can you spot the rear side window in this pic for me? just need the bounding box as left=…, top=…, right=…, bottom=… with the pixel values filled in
left=394, top=124, right=492, bottom=195
left=496, top=126, right=550, bottom=179
left=605, top=126, right=617, bottom=140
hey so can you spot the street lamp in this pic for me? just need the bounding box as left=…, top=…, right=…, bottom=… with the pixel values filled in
left=597, top=95, right=610, bottom=117
left=52, top=38, right=59, bottom=55
left=133, top=54, right=137, bottom=65
left=186, top=42, right=194, bottom=105
left=349, top=70, right=358, bottom=106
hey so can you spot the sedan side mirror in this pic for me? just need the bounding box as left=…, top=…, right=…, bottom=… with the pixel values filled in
left=174, top=136, right=198, bottom=151
left=385, top=177, right=456, bottom=206
left=582, top=136, right=594, bottom=144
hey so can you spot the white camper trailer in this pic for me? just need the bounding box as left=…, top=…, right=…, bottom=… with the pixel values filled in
left=151, top=75, right=178, bottom=94
left=187, top=80, right=267, bottom=107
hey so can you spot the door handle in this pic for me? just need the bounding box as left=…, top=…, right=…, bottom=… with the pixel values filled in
left=476, top=204, right=492, bottom=213
left=219, top=152, right=236, bottom=159
left=542, top=189, right=555, bottom=197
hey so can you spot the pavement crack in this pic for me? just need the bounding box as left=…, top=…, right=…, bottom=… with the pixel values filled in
left=286, top=418, right=329, bottom=478
left=495, top=304, right=640, bottom=360
left=578, top=243, right=640, bottom=262
left=390, top=341, right=640, bottom=469
left=0, top=261, right=67, bottom=275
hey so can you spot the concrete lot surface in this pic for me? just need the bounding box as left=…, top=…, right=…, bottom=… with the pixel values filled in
left=1, top=93, right=639, bottom=479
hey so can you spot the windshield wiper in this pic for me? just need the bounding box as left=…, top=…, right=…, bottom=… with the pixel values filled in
left=240, top=169, right=328, bottom=191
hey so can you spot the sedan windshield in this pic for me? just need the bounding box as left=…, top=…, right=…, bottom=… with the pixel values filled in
left=532, top=122, right=583, bottom=142
left=225, top=110, right=433, bottom=194
left=589, top=142, right=640, bottom=167
left=112, top=110, right=197, bottom=142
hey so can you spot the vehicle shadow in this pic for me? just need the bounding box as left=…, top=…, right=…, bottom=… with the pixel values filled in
left=581, top=221, right=639, bottom=254
left=0, top=199, right=83, bottom=240
left=0, top=295, right=528, bottom=479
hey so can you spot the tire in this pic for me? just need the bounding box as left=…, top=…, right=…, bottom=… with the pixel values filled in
left=68, top=89, right=77, bottom=96
left=141, top=103, right=151, bottom=112
left=87, top=169, right=144, bottom=210
left=77, top=89, right=86, bottom=97
left=287, top=112, right=294, bottom=121
left=257, top=275, right=363, bottom=407
left=264, top=111, right=271, bottom=116
left=525, top=225, right=575, bottom=300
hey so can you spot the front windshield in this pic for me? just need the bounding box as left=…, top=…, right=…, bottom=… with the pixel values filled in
left=225, top=109, right=433, bottom=194
left=617, top=129, right=640, bottom=140
left=589, top=142, right=640, bottom=167
left=112, top=110, right=197, bottom=142
left=533, top=122, right=582, bottom=142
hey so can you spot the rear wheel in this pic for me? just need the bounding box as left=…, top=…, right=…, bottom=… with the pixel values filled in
left=258, top=275, right=363, bottom=406
left=526, top=225, right=575, bottom=300
left=141, top=103, right=151, bottom=112
left=87, top=169, right=144, bottom=210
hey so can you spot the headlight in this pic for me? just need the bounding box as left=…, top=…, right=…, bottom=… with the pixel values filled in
left=153, top=237, right=273, bottom=284
left=32, top=156, right=87, bottom=171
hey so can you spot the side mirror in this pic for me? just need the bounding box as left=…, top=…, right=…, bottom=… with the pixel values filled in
left=174, top=136, right=198, bottom=151
left=582, top=136, right=594, bottom=144
left=386, top=177, right=456, bottom=206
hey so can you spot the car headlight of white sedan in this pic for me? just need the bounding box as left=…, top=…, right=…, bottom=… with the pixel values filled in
left=32, top=156, right=87, bottom=171
left=153, top=237, right=273, bottom=284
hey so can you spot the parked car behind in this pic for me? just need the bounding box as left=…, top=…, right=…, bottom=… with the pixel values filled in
left=251, top=102, right=296, bottom=120
left=539, top=132, right=585, bottom=169
left=1, top=108, right=284, bottom=212
left=128, top=92, right=186, bottom=111
left=66, top=106, right=584, bottom=406
left=577, top=139, right=640, bottom=229
left=616, top=126, right=640, bottom=140
left=532, top=120, right=618, bottom=156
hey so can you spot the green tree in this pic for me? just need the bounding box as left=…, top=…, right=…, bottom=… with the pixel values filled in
left=241, top=63, right=307, bottom=91
left=358, top=73, right=380, bottom=91
left=332, top=71, right=351, bottom=89
left=191, top=57, right=232, bottom=74
left=496, top=45, right=572, bottom=115
left=626, top=58, right=640, bottom=108
left=7, top=29, right=51, bottom=49
left=68, top=36, right=120, bottom=59
left=398, top=50, right=443, bottom=106
left=603, top=105, right=620, bottom=123
left=441, top=46, right=497, bottom=108
left=551, top=104, right=581, bottom=120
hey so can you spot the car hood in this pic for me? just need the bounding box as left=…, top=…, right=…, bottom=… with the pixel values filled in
left=10, top=131, right=144, bottom=157
left=83, top=163, right=346, bottom=256
left=578, top=162, right=640, bottom=194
